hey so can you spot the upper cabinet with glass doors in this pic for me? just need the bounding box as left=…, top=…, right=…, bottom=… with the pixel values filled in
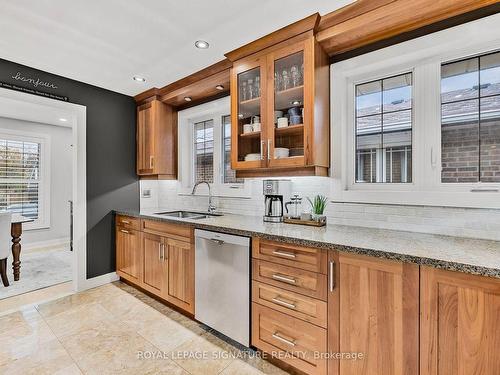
left=228, top=32, right=330, bottom=178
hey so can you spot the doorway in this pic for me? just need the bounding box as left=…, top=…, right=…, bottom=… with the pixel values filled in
left=0, top=87, right=87, bottom=302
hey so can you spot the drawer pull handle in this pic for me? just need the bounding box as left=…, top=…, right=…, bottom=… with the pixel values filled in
left=272, top=332, right=296, bottom=347
left=121, top=220, right=130, bottom=224
left=272, top=250, right=296, bottom=259
left=329, top=260, right=335, bottom=292
left=120, top=229, right=130, bottom=234
left=272, top=274, right=296, bottom=284
left=272, top=297, right=296, bottom=309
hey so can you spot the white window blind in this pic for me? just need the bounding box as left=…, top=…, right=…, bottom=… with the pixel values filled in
left=0, top=138, right=41, bottom=219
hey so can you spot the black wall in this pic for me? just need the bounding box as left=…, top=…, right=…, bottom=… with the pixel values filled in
left=0, top=59, right=139, bottom=279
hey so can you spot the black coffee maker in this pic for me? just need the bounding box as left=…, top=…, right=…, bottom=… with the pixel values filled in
left=263, top=179, right=290, bottom=223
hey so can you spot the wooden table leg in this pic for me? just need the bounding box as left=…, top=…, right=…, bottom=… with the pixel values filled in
left=11, top=222, right=22, bottom=281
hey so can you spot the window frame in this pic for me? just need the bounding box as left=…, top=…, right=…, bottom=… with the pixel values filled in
left=177, top=96, right=250, bottom=198
left=331, top=17, right=500, bottom=208
left=0, top=128, right=51, bottom=230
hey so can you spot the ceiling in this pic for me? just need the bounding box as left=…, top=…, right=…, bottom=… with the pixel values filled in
left=0, top=0, right=354, bottom=97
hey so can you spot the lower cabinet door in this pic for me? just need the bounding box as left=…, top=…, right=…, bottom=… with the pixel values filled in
left=166, top=238, right=195, bottom=314
left=143, top=232, right=167, bottom=295
left=252, top=303, right=327, bottom=375
left=420, top=266, right=500, bottom=375
left=337, top=253, right=419, bottom=375
left=116, top=226, right=142, bottom=283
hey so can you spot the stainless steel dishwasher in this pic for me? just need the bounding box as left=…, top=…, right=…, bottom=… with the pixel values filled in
left=195, top=229, right=250, bottom=347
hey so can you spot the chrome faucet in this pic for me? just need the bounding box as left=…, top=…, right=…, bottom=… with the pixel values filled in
left=191, top=181, right=216, bottom=214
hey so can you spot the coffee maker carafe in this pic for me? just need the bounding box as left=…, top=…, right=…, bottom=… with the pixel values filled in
left=263, top=180, right=290, bottom=223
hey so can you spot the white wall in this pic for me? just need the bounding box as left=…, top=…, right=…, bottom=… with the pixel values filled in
left=0, top=117, right=72, bottom=247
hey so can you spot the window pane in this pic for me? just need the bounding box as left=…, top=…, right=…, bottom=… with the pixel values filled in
left=0, top=137, right=41, bottom=219
left=441, top=59, right=479, bottom=103
left=193, top=120, right=214, bottom=183
left=441, top=52, right=500, bottom=183
left=356, top=80, right=381, bottom=117
left=480, top=52, right=500, bottom=97
left=383, top=73, right=412, bottom=112
left=355, top=72, right=413, bottom=183
left=480, top=96, right=500, bottom=182
left=441, top=100, right=479, bottom=183
left=222, top=115, right=243, bottom=184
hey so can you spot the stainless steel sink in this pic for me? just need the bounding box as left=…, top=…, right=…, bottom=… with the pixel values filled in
left=154, top=211, right=223, bottom=220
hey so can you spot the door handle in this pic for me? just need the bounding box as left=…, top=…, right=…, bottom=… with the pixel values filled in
left=272, top=273, right=296, bottom=284
left=149, top=155, right=154, bottom=169
left=120, top=229, right=130, bottom=234
left=260, top=141, right=265, bottom=160
left=271, top=297, right=296, bottom=310
left=267, top=139, right=271, bottom=160
left=272, top=332, right=296, bottom=347
left=121, top=220, right=130, bottom=224
left=162, top=243, right=167, bottom=260
left=158, top=242, right=162, bottom=260
left=329, top=260, right=335, bottom=292
left=272, top=250, right=296, bottom=258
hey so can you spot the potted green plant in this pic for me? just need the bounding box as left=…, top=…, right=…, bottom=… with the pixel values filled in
left=307, top=195, right=327, bottom=223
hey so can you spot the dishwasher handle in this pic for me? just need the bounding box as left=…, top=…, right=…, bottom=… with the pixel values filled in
left=210, top=238, right=225, bottom=245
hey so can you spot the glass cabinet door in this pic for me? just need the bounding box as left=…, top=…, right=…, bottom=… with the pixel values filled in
left=233, top=63, right=264, bottom=168
left=269, top=49, right=305, bottom=166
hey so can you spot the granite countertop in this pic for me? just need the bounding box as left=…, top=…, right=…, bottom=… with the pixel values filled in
left=115, top=208, right=500, bottom=279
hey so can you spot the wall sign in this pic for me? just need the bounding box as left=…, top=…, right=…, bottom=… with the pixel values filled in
left=0, top=71, right=68, bottom=101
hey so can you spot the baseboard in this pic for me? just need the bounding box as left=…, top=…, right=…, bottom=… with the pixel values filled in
left=23, top=237, right=70, bottom=252
left=80, top=272, right=119, bottom=291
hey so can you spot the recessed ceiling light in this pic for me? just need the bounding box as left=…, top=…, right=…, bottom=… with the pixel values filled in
left=59, top=118, right=68, bottom=122
left=133, top=76, right=146, bottom=82
left=195, top=40, right=209, bottom=49
left=184, top=96, right=192, bottom=102
left=215, top=85, right=224, bottom=91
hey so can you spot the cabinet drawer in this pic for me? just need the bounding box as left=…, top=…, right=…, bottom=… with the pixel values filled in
left=252, top=259, right=327, bottom=301
left=252, top=303, right=327, bottom=375
left=116, top=215, right=140, bottom=230
left=252, top=282, right=327, bottom=328
left=253, top=238, right=327, bottom=273
left=142, top=219, right=192, bottom=241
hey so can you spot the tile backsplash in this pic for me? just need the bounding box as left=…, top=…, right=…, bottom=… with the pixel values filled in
left=140, top=178, right=499, bottom=241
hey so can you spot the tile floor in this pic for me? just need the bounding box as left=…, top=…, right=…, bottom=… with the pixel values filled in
left=0, top=281, right=289, bottom=375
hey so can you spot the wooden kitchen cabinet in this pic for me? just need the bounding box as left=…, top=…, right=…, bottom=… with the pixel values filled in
left=420, top=267, right=500, bottom=375
left=166, top=237, right=195, bottom=314
left=137, top=99, right=177, bottom=178
left=332, top=253, right=419, bottom=375
left=115, top=225, right=142, bottom=284
left=142, top=232, right=167, bottom=295
left=229, top=34, right=329, bottom=177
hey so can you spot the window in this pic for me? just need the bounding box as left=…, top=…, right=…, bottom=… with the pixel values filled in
left=331, top=17, right=500, bottom=208
left=441, top=51, right=500, bottom=183
left=0, top=131, right=49, bottom=227
left=178, top=96, right=249, bottom=197
left=193, top=119, right=214, bottom=183
left=355, top=73, right=413, bottom=183
left=222, top=115, right=243, bottom=184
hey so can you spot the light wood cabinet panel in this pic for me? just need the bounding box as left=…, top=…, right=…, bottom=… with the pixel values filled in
left=252, top=259, right=327, bottom=301
left=420, top=267, right=500, bottom=375
left=253, top=237, right=327, bottom=273
left=252, top=281, right=327, bottom=328
left=142, top=232, right=167, bottom=295
left=252, top=303, right=327, bottom=375
left=136, top=99, right=177, bottom=179
left=336, top=253, right=419, bottom=375
left=115, top=226, right=142, bottom=284
left=165, top=238, right=195, bottom=314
